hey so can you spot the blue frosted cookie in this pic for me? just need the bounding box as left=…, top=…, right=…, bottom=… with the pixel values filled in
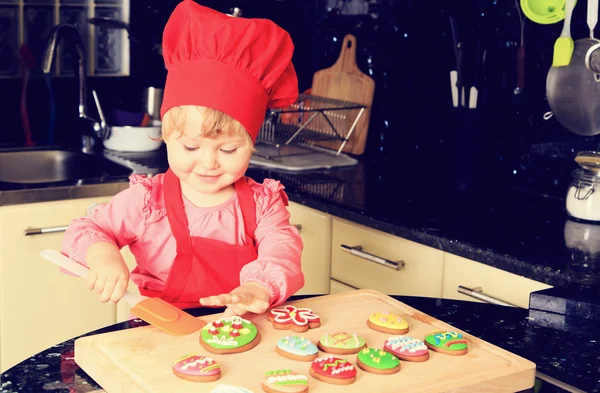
left=275, top=335, right=319, bottom=361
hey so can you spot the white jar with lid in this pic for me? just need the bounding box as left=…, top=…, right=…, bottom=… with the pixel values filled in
left=566, top=151, right=600, bottom=221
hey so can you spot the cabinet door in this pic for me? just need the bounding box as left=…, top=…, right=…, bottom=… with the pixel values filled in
left=81, top=202, right=139, bottom=323
left=331, top=218, right=444, bottom=297
left=0, top=198, right=117, bottom=372
left=287, top=202, right=332, bottom=295
left=441, top=253, right=553, bottom=309
left=330, top=279, right=356, bottom=294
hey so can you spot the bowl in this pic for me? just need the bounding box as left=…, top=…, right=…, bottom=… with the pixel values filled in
left=103, top=122, right=163, bottom=152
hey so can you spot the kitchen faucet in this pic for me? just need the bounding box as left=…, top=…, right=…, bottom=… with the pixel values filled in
left=42, top=24, right=107, bottom=152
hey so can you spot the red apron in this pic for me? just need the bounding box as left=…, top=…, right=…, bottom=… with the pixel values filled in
left=138, top=168, right=258, bottom=309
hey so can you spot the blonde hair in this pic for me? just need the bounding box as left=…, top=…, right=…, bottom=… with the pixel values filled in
left=161, top=106, right=254, bottom=150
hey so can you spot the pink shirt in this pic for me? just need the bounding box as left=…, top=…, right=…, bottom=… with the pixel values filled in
left=60, top=173, right=304, bottom=307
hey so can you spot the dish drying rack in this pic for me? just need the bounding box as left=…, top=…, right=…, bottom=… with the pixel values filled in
left=247, top=167, right=357, bottom=205
left=250, top=94, right=366, bottom=171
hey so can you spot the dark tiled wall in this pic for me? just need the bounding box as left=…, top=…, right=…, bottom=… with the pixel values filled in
left=1, top=0, right=596, bottom=163
left=0, top=0, right=320, bottom=147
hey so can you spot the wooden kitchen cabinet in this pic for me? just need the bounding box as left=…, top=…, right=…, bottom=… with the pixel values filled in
left=0, top=197, right=118, bottom=372
left=441, top=253, right=553, bottom=309
left=287, top=202, right=332, bottom=296
left=330, top=278, right=356, bottom=294
left=78, top=201, right=138, bottom=324
left=330, top=217, right=444, bottom=297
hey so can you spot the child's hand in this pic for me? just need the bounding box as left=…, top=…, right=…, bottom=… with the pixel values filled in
left=199, top=282, right=271, bottom=316
left=85, top=242, right=130, bottom=304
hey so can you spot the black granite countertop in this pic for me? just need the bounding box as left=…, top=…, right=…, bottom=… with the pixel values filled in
left=245, top=151, right=600, bottom=294
left=0, top=295, right=595, bottom=393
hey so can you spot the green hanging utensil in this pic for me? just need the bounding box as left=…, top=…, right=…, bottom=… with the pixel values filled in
left=552, top=0, right=576, bottom=66
left=520, top=0, right=577, bottom=25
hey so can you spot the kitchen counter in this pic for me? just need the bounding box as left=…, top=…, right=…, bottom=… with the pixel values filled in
left=2, top=146, right=598, bottom=294
left=0, top=294, right=593, bottom=393
left=246, top=155, right=600, bottom=294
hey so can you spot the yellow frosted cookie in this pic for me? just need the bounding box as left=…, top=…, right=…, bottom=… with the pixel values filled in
left=367, top=311, right=409, bottom=334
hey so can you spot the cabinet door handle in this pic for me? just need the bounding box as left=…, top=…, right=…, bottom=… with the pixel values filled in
left=292, top=224, right=302, bottom=232
left=457, top=285, right=520, bottom=308
left=24, top=225, right=68, bottom=236
left=340, top=244, right=404, bottom=271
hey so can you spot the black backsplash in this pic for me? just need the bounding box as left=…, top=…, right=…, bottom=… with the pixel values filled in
left=2, top=0, right=599, bottom=196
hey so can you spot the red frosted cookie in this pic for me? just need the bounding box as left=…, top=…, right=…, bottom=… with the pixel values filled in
left=309, top=356, right=356, bottom=385
left=267, top=305, right=320, bottom=333
left=172, top=354, right=221, bottom=382
left=262, top=369, right=308, bottom=393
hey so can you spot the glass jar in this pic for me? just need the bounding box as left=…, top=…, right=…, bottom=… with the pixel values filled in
left=566, top=151, right=600, bottom=222
left=564, top=219, right=600, bottom=269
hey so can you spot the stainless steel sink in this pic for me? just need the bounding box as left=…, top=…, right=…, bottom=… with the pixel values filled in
left=0, top=149, right=132, bottom=184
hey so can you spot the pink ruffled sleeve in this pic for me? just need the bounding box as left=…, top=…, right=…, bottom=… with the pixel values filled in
left=240, top=179, right=304, bottom=307
left=60, top=175, right=151, bottom=267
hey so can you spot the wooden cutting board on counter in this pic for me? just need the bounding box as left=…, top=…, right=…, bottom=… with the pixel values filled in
left=74, top=289, right=535, bottom=393
left=310, top=34, right=375, bottom=155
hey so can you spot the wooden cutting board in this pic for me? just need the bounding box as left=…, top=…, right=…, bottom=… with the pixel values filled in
left=74, top=289, right=535, bottom=393
left=310, top=34, right=375, bottom=155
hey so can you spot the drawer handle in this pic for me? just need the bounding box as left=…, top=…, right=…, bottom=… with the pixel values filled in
left=292, top=224, right=302, bottom=232
left=24, top=203, right=100, bottom=236
left=24, top=225, right=68, bottom=236
left=457, top=285, right=520, bottom=308
left=340, top=244, right=404, bottom=271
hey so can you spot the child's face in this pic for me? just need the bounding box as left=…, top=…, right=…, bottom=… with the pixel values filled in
left=165, top=108, right=252, bottom=196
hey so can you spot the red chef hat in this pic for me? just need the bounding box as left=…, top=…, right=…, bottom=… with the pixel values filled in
left=160, top=0, right=299, bottom=142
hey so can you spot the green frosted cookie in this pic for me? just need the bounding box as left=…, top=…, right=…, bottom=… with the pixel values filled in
left=357, top=347, right=401, bottom=374
left=317, top=331, right=367, bottom=354
left=200, top=316, right=260, bottom=354
left=424, top=330, right=468, bottom=356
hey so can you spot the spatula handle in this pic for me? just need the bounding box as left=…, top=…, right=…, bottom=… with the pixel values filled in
left=40, top=249, right=90, bottom=278
left=562, top=0, right=575, bottom=37
left=40, top=248, right=146, bottom=307
left=589, top=0, right=598, bottom=37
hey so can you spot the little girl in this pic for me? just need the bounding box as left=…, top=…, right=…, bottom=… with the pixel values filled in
left=60, top=1, right=304, bottom=317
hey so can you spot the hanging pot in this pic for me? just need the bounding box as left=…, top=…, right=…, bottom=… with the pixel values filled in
left=546, top=37, right=600, bottom=136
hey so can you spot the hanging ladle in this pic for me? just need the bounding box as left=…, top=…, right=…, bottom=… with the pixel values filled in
left=584, top=0, right=600, bottom=81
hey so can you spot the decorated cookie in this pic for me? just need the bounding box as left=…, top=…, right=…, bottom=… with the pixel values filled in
left=366, top=310, right=409, bottom=334
left=384, top=335, right=430, bottom=362
left=356, top=347, right=401, bottom=375
left=172, top=354, right=221, bottom=382
left=317, top=332, right=367, bottom=355
left=267, top=305, right=321, bottom=332
left=276, top=335, right=319, bottom=361
left=200, top=316, right=261, bottom=354
left=424, top=330, right=468, bottom=356
left=261, top=369, right=308, bottom=393
left=309, top=356, right=356, bottom=385
left=210, top=385, right=255, bottom=393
